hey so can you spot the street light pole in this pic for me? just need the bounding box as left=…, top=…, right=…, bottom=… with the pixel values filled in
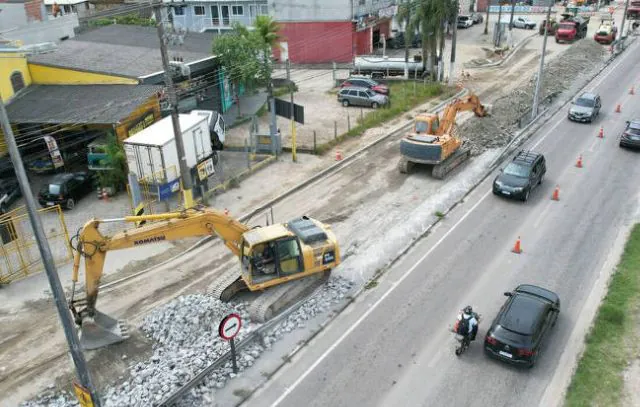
left=449, top=0, right=459, bottom=87
left=508, top=0, right=516, bottom=46
left=154, top=4, right=195, bottom=209
left=618, top=0, right=631, bottom=51
left=496, top=2, right=503, bottom=47
left=484, top=0, right=491, bottom=34
left=0, top=97, right=101, bottom=406
left=531, top=0, right=553, bottom=121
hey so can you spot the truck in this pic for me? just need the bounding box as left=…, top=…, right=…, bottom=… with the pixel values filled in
left=123, top=111, right=216, bottom=184
left=555, top=14, right=589, bottom=43
left=626, top=1, right=640, bottom=20
left=351, top=55, right=428, bottom=79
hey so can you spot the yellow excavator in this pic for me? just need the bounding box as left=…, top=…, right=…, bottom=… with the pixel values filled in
left=69, top=207, right=340, bottom=350
left=398, top=94, right=488, bottom=179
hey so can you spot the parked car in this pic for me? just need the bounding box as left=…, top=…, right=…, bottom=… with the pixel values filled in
left=493, top=150, right=546, bottom=202
left=0, top=178, right=21, bottom=213
left=512, top=16, right=537, bottom=29
left=340, top=77, right=389, bottom=95
left=38, top=171, right=95, bottom=210
left=593, top=23, right=617, bottom=44
left=337, top=87, right=389, bottom=109
left=484, top=284, right=561, bottom=368
left=471, top=12, right=484, bottom=24
left=619, top=119, right=640, bottom=149
left=387, top=32, right=422, bottom=49
left=457, top=15, right=474, bottom=28
left=568, top=92, right=601, bottom=123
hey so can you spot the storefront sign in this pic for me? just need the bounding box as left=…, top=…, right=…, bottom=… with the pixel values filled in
left=197, top=157, right=215, bottom=181
left=127, top=111, right=156, bottom=138
left=42, top=135, right=64, bottom=169
left=378, top=5, right=397, bottom=18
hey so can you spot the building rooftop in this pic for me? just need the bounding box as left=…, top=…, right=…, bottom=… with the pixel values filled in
left=74, top=24, right=217, bottom=55
left=28, top=26, right=214, bottom=78
left=5, top=84, right=162, bottom=124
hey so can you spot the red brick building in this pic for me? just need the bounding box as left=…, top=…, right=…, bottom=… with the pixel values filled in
left=270, top=0, right=395, bottom=64
left=0, top=0, right=45, bottom=21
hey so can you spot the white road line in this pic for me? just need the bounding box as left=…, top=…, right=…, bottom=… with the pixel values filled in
left=267, top=39, right=638, bottom=407
left=533, top=201, right=553, bottom=229
left=588, top=137, right=599, bottom=152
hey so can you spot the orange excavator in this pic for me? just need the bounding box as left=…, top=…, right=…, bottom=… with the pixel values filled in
left=398, top=94, right=488, bottom=179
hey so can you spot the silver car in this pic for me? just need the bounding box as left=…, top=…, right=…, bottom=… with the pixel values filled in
left=338, top=86, right=389, bottom=109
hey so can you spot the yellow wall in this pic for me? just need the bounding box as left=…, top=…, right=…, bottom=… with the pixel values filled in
left=115, top=95, right=162, bottom=143
left=29, top=64, right=139, bottom=85
left=0, top=52, right=32, bottom=101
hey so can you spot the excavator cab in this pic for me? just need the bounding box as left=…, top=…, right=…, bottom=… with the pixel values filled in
left=413, top=114, right=440, bottom=135
left=241, top=236, right=304, bottom=285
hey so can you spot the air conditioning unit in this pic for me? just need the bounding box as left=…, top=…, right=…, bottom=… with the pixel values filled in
left=169, top=60, right=191, bottom=77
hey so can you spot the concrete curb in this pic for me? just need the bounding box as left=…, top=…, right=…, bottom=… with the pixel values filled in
left=464, top=32, right=538, bottom=70
left=230, top=33, right=640, bottom=407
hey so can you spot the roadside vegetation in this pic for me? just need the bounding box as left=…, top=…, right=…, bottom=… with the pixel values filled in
left=564, top=224, right=640, bottom=407
left=315, top=82, right=454, bottom=155
left=89, top=14, right=155, bottom=28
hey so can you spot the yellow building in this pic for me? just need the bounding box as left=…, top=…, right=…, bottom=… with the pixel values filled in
left=0, top=48, right=32, bottom=102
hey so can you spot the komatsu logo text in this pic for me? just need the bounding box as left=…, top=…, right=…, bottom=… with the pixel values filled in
left=134, top=235, right=166, bottom=245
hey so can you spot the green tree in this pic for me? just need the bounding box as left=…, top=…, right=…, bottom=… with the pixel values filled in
left=96, top=135, right=128, bottom=192
left=212, top=23, right=270, bottom=116
left=254, top=16, right=282, bottom=95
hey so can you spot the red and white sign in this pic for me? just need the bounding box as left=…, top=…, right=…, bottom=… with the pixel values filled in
left=218, top=313, right=242, bottom=340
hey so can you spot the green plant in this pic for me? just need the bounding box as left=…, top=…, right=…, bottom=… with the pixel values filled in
left=435, top=211, right=445, bottom=218
left=96, top=136, right=128, bottom=192
left=89, top=14, right=155, bottom=28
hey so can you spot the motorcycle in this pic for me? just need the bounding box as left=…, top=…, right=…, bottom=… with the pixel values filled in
left=452, top=312, right=481, bottom=356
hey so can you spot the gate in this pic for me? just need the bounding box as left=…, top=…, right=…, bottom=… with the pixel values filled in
left=0, top=205, right=72, bottom=284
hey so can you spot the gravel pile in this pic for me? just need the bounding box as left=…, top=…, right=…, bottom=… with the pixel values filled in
left=21, top=277, right=354, bottom=407
left=462, top=39, right=608, bottom=156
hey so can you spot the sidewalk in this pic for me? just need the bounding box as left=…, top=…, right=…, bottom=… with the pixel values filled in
left=222, top=90, right=267, bottom=129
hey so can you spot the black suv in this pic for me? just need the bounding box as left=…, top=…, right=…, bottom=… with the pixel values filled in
left=484, top=284, right=560, bottom=368
left=619, top=119, right=640, bottom=149
left=38, top=172, right=95, bottom=210
left=493, top=150, right=546, bottom=202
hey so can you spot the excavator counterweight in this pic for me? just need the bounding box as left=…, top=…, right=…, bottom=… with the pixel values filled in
left=398, top=94, right=488, bottom=179
left=69, top=207, right=340, bottom=350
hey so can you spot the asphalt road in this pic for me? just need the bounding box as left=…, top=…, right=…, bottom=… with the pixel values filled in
left=242, top=39, right=640, bottom=407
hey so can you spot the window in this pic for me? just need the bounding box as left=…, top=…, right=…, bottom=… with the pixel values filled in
left=173, top=6, right=185, bottom=15
left=259, top=5, right=268, bottom=15
left=10, top=72, right=25, bottom=94
left=359, top=0, right=365, bottom=5
left=503, top=162, right=530, bottom=178
left=231, top=5, right=243, bottom=16
left=194, top=5, right=205, bottom=16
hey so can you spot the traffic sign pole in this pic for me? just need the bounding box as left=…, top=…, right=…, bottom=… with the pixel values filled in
left=219, top=313, right=242, bottom=375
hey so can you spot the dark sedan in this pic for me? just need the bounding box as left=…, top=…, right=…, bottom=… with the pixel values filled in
left=38, top=172, right=95, bottom=210
left=484, top=284, right=560, bottom=368
left=620, top=119, right=640, bottom=149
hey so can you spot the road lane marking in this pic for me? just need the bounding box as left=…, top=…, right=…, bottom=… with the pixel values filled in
left=268, top=188, right=494, bottom=407
left=588, top=138, right=599, bottom=152
left=267, top=39, right=640, bottom=407
left=533, top=201, right=553, bottom=229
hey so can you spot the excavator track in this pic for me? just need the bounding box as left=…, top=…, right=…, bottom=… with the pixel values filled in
left=208, top=268, right=248, bottom=302
left=247, top=271, right=331, bottom=323
left=397, top=157, right=415, bottom=174
left=432, top=145, right=471, bottom=180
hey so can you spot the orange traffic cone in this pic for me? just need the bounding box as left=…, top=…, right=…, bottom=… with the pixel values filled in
left=630, top=86, right=635, bottom=95
left=551, top=185, right=560, bottom=201
left=576, top=155, right=583, bottom=168
left=615, top=103, right=622, bottom=113
left=335, top=150, right=343, bottom=161
left=598, top=126, right=604, bottom=138
left=512, top=236, right=522, bottom=254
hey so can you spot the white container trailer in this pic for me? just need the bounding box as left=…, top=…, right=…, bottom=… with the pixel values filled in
left=123, top=113, right=212, bottom=183
left=352, top=55, right=427, bottom=78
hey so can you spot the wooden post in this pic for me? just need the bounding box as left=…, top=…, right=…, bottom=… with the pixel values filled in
left=313, top=130, right=317, bottom=154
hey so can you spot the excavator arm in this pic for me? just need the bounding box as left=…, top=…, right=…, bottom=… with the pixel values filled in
left=69, top=207, right=250, bottom=345
left=436, top=94, right=488, bottom=136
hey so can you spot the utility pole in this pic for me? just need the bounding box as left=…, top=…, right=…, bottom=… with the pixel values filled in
left=531, top=1, right=553, bottom=121
left=0, top=98, right=101, bottom=406
left=154, top=3, right=194, bottom=208
left=449, top=0, right=459, bottom=87
left=484, top=0, right=491, bottom=34
left=496, top=2, right=503, bottom=47
left=286, top=59, right=297, bottom=162
left=508, top=0, right=516, bottom=46
left=618, top=0, right=630, bottom=51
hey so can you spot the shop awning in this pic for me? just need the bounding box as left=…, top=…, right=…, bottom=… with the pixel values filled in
left=5, top=84, right=162, bottom=124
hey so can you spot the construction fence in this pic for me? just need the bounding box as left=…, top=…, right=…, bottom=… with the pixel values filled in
left=0, top=205, right=72, bottom=285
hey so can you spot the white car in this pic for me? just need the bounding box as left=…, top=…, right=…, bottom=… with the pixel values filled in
left=512, top=16, right=537, bottom=29
left=457, top=15, right=474, bottom=28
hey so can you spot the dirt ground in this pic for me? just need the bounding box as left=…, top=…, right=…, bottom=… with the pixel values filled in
left=0, top=24, right=614, bottom=406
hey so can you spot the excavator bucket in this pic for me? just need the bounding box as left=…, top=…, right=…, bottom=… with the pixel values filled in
left=79, top=310, right=129, bottom=350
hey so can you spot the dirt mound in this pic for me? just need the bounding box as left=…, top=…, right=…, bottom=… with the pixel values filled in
left=461, top=39, right=608, bottom=156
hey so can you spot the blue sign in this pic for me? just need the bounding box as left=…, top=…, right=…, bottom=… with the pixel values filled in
left=158, top=178, right=181, bottom=201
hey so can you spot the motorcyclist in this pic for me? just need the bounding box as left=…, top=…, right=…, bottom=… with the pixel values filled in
left=458, top=305, right=478, bottom=341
